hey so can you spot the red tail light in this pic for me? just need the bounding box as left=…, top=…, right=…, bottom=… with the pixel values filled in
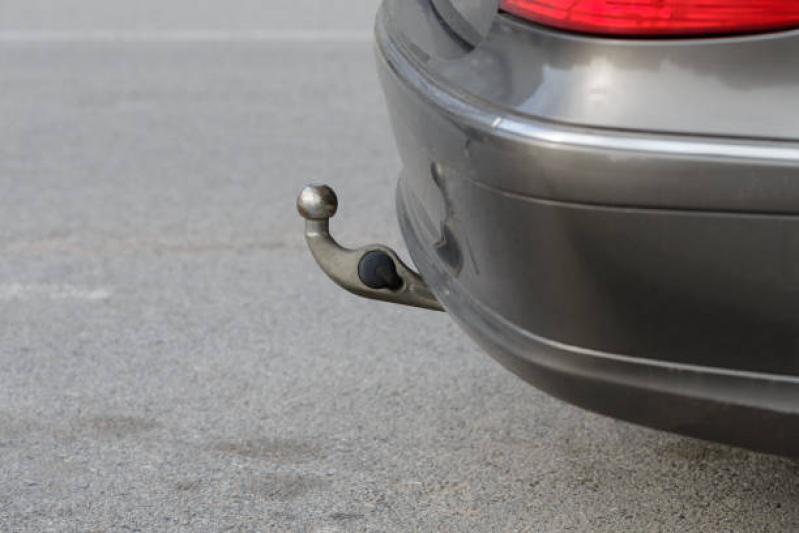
left=500, top=0, right=799, bottom=37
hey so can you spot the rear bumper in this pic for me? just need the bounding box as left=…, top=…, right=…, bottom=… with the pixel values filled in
left=398, top=181, right=799, bottom=456
left=377, top=0, right=799, bottom=455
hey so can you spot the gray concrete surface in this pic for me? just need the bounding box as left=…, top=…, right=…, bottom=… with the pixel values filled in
left=1, top=2, right=798, bottom=532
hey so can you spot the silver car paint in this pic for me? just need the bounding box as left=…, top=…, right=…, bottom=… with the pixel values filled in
left=430, top=0, right=498, bottom=45
left=376, top=0, right=799, bottom=456
left=395, top=0, right=799, bottom=140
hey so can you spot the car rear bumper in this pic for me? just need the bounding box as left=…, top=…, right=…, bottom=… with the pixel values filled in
left=377, top=0, right=799, bottom=455
left=398, top=181, right=799, bottom=456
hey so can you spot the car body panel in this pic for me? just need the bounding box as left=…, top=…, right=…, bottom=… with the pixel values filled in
left=430, top=0, right=498, bottom=45
left=398, top=177, right=799, bottom=457
left=386, top=0, right=799, bottom=141
left=376, top=0, right=799, bottom=456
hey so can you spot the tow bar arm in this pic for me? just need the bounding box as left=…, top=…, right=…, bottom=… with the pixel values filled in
left=296, top=184, right=444, bottom=312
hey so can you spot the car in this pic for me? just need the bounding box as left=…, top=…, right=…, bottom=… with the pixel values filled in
left=298, top=0, right=799, bottom=457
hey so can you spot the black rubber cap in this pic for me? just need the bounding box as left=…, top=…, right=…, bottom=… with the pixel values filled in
left=358, top=251, right=403, bottom=291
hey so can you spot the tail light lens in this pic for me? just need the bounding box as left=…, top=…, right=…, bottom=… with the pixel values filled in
left=500, top=0, right=799, bottom=37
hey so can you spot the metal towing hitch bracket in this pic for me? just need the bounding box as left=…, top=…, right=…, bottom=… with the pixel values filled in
left=297, top=184, right=444, bottom=312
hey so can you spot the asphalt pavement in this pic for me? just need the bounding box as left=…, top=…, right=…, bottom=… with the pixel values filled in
left=1, top=1, right=798, bottom=531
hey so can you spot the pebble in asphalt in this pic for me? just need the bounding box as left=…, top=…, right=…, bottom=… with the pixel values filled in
left=1, top=1, right=798, bottom=531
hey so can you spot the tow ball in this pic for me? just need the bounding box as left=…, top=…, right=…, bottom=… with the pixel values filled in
left=296, top=184, right=444, bottom=312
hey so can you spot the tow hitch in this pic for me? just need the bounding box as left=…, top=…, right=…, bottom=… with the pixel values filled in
left=297, top=184, right=444, bottom=312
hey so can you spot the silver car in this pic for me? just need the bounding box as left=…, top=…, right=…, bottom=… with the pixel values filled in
left=299, top=0, right=799, bottom=457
